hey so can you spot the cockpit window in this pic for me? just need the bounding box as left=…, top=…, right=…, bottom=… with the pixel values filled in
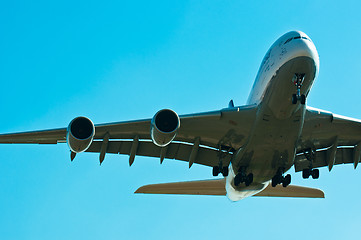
left=283, top=36, right=311, bottom=45
left=284, top=38, right=293, bottom=44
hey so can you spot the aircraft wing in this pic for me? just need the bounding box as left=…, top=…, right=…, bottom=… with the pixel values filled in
left=0, top=128, right=67, bottom=144
left=295, top=107, right=361, bottom=171
left=0, top=105, right=257, bottom=168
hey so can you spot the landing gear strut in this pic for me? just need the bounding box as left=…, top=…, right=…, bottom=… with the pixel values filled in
left=234, top=167, right=253, bottom=187
left=212, top=145, right=233, bottom=177
left=271, top=169, right=291, bottom=188
left=292, top=73, right=306, bottom=105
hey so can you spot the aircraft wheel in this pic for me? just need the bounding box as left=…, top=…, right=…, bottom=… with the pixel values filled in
left=271, top=179, right=277, bottom=187
left=292, top=94, right=298, bottom=104
left=271, top=175, right=280, bottom=187
left=222, top=167, right=229, bottom=177
left=302, top=169, right=311, bottom=179
left=234, top=174, right=242, bottom=186
left=212, top=166, right=220, bottom=176
left=282, top=174, right=291, bottom=187
left=300, top=94, right=306, bottom=105
left=311, top=169, right=319, bottom=179
left=245, top=173, right=253, bottom=186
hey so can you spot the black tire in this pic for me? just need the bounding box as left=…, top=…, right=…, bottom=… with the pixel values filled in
left=292, top=94, right=298, bottom=104
left=271, top=179, right=277, bottom=187
left=212, top=166, right=220, bottom=176
left=302, top=169, right=310, bottom=179
left=311, top=169, right=319, bottom=179
left=222, top=167, right=229, bottom=177
left=282, top=174, right=291, bottom=187
left=300, top=94, right=306, bottom=105
left=271, top=176, right=278, bottom=187
left=234, top=174, right=242, bottom=186
left=274, top=174, right=281, bottom=184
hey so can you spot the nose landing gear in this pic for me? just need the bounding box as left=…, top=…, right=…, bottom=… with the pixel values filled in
left=292, top=73, right=306, bottom=105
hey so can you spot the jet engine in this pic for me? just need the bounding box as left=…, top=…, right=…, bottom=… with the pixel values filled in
left=151, top=109, right=180, bottom=147
left=67, top=116, right=95, bottom=153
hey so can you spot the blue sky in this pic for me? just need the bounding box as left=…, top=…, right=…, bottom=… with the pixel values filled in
left=1, top=1, right=361, bottom=239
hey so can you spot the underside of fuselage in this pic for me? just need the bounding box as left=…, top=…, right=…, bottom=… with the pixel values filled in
left=227, top=35, right=319, bottom=197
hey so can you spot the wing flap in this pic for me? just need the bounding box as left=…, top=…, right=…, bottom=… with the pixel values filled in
left=295, top=147, right=355, bottom=172
left=135, top=179, right=227, bottom=196
left=255, top=184, right=324, bottom=198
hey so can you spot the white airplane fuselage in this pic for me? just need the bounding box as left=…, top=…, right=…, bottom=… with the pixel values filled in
left=227, top=31, right=320, bottom=201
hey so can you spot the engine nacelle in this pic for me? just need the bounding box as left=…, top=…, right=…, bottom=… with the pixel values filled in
left=67, top=116, right=95, bottom=153
left=151, top=109, right=180, bottom=147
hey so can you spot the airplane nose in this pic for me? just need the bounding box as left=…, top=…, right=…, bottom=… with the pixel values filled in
left=289, top=37, right=320, bottom=77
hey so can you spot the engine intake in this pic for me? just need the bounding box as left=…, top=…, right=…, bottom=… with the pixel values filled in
left=67, top=116, right=95, bottom=153
left=151, top=109, right=180, bottom=147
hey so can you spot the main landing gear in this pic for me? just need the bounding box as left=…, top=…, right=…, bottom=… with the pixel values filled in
left=271, top=169, right=291, bottom=188
left=213, top=166, right=229, bottom=177
left=302, top=168, right=319, bottom=179
left=302, top=148, right=320, bottom=179
left=213, top=145, right=235, bottom=177
left=234, top=167, right=253, bottom=187
left=292, top=73, right=306, bottom=105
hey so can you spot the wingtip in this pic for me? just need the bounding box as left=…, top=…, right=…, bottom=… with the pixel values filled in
left=134, top=186, right=144, bottom=194
left=134, top=184, right=156, bottom=194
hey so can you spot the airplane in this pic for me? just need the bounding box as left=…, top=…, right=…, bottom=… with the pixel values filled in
left=1, top=30, right=360, bottom=201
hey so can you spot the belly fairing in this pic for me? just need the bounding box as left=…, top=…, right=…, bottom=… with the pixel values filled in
left=226, top=165, right=268, bottom=201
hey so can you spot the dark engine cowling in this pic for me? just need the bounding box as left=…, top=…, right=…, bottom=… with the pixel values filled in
left=151, top=109, right=180, bottom=147
left=67, top=116, right=95, bottom=153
